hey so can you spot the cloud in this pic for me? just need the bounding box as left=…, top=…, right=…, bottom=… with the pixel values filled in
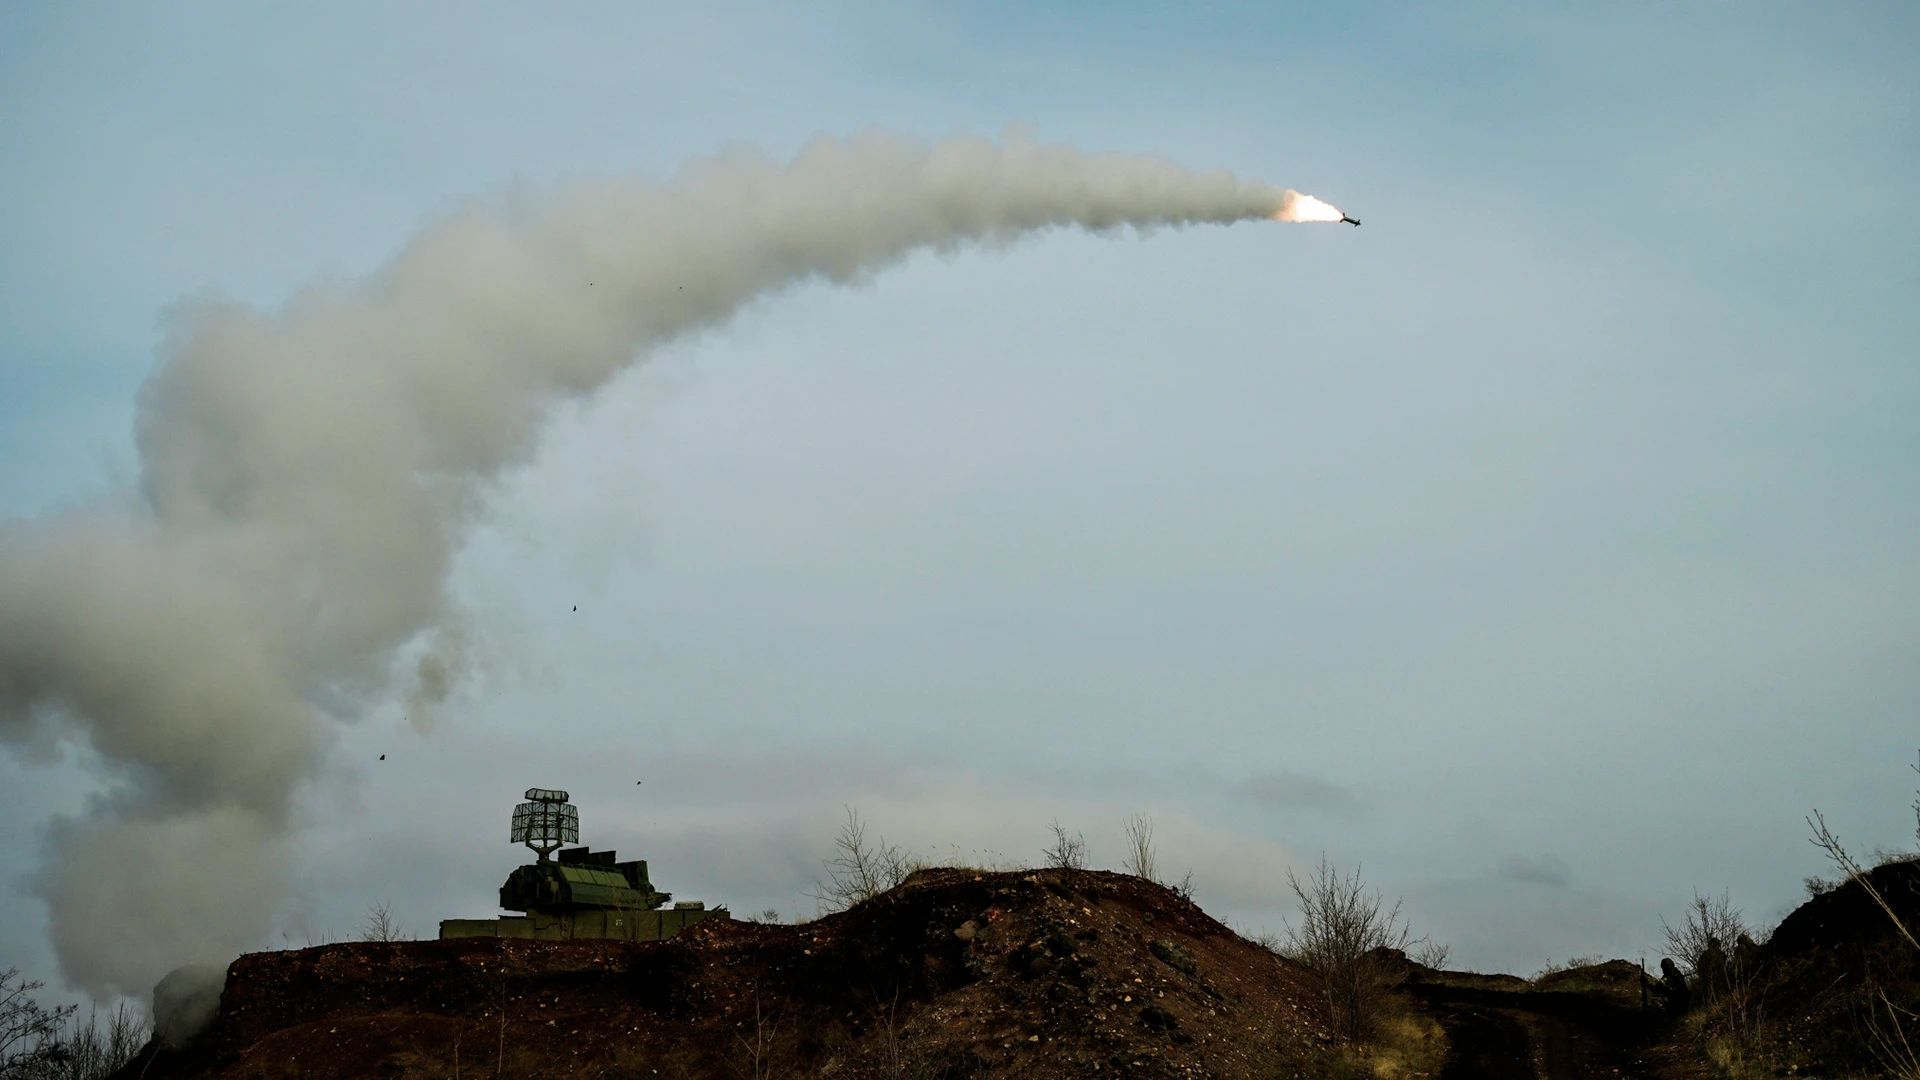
left=1231, top=768, right=1364, bottom=816
left=1498, top=852, right=1573, bottom=888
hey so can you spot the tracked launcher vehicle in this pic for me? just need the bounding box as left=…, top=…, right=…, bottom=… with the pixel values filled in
left=439, top=788, right=727, bottom=941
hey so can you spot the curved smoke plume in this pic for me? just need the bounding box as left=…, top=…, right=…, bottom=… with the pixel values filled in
left=0, top=131, right=1324, bottom=996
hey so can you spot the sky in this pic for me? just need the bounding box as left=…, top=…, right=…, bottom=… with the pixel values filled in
left=2, top=1, right=1917, bottom=1001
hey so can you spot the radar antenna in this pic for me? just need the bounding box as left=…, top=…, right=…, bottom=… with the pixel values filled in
left=510, top=787, right=578, bottom=862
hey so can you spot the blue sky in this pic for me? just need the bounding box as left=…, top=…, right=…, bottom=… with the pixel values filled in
left=3, top=1, right=1918, bottom=995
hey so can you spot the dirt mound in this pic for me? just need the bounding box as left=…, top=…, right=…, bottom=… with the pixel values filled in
left=119, top=868, right=1334, bottom=1080
left=1703, top=858, right=1920, bottom=1076
left=1530, top=959, right=1649, bottom=1008
left=1766, top=856, right=1920, bottom=960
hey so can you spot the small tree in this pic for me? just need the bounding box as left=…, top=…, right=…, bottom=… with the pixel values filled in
left=1042, top=821, right=1086, bottom=870
left=1282, top=857, right=1413, bottom=1042
left=1, top=968, right=76, bottom=1077
left=1411, top=940, right=1451, bottom=969
left=1122, top=814, right=1158, bottom=883
left=1659, top=890, right=1749, bottom=985
left=812, top=807, right=918, bottom=912
left=360, top=900, right=404, bottom=942
left=39, top=1002, right=149, bottom=1080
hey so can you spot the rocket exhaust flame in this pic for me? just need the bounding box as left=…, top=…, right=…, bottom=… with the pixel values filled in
left=0, top=131, right=1341, bottom=998
left=1270, top=192, right=1349, bottom=223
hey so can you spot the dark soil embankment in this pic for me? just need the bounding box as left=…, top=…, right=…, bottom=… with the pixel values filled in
left=1717, top=857, right=1920, bottom=1075
left=119, top=861, right=1918, bottom=1079
left=1391, top=957, right=1706, bottom=1080
left=119, top=868, right=1335, bottom=1080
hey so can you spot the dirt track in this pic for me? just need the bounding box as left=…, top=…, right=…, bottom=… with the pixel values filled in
left=1410, top=979, right=1700, bottom=1080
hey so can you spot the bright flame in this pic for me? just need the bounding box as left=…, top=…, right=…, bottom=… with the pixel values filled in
left=1271, top=191, right=1346, bottom=223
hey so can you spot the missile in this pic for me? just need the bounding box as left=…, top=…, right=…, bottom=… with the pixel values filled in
left=1340, top=215, right=1361, bottom=227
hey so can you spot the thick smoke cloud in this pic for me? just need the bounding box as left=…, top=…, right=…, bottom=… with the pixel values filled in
left=0, top=131, right=1312, bottom=997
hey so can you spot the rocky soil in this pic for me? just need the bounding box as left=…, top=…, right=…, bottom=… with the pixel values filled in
left=123, top=858, right=1912, bottom=1079
left=118, top=868, right=1339, bottom=1080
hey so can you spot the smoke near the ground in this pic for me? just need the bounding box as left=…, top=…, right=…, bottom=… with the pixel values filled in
left=0, top=131, right=1329, bottom=997
left=151, top=962, right=226, bottom=1047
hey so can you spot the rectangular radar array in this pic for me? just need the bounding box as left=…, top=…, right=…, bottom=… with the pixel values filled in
left=510, top=788, right=579, bottom=859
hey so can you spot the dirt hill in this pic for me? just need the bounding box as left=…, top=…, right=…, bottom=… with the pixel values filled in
left=117, top=868, right=1338, bottom=1080
left=118, top=861, right=1920, bottom=1079
left=1719, top=857, right=1920, bottom=1076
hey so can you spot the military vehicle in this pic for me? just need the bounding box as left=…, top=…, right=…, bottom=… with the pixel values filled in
left=439, top=788, right=727, bottom=941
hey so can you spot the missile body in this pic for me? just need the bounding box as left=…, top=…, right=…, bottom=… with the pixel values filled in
left=1340, top=215, right=1361, bottom=227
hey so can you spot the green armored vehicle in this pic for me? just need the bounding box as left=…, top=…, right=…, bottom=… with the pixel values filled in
left=440, top=788, right=727, bottom=942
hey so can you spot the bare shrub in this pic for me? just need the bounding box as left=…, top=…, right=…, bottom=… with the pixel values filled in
left=1867, top=991, right=1920, bottom=1080
left=1282, top=857, right=1413, bottom=1042
left=1809, top=809, right=1920, bottom=951
left=1042, top=821, right=1086, bottom=870
left=1807, top=796, right=1920, bottom=1077
left=1, top=969, right=76, bottom=1077
left=35, top=1002, right=150, bottom=1080
left=730, top=985, right=782, bottom=1080
left=1171, top=870, right=1195, bottom=904
left=1803, top=875, right=1839, bottom=898
left=862, top=987, right=915, bottom=1080
left=812, top=807, right=919, bottom=913
left=1660, top=891, right=1749, bottom=992
left=1533, top=955, right=1605, bottom=980
left=360, top=899, right=404, bottom=942
left=1121, top=814, right=1158, bottom=883
left=1411, top=940, right=1451, bottom=970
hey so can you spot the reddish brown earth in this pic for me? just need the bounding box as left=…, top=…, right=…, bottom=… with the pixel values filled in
left=117, top=868, right=1339, bottom=1080
left=126, top=857, right=1880, bottom=1080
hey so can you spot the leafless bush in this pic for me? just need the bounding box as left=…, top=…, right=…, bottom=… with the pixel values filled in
left=1, top=969, right=76, bottom=1078
left=1533, top=955, right=1606, bottom=980
left=1660, top=891, right=1746, bottom=971
left=1411, top=940, right=1451, bottom=970
left=30, top=1003, right=149, bottom=1080
left=863, top=986, right=914, bottom=1080
left=1660, top=891, right=1749, bottom=988
left=1804, top=875, right=1839, bottom=898
left=1171, top=870, right=1195, bottom=904
left=1867, top=990, right=1920, bottom=1080
left=360, top=899, right=404, bottom=942
left=812, top=807, right=920, bottom=913
left=1122, top=814, right=1158, bottom=883
left=730, top=986, right=782, bottom=1080
left=1807, top=798, right=1920, bottom=1077
left=1281, top=857, right=1413, bottom=1042
left=1042, top=821, right=1085, bottom=870
left=1810, top=809, right=1920, bottom=951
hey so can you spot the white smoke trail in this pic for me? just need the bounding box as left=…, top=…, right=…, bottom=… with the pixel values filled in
left=0, top=131, right=1329, bottom=997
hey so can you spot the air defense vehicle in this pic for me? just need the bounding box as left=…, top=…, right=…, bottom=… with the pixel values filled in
left=439, top=788, right=727, bottom=941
